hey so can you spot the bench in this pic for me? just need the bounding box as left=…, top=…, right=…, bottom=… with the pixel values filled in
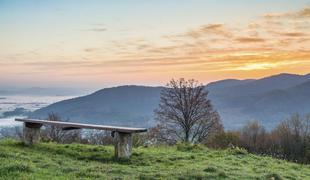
left=15, top=118, right=147, bottom=158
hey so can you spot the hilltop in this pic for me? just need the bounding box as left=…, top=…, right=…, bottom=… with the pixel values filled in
left=0, top=139, right=309, bottom=179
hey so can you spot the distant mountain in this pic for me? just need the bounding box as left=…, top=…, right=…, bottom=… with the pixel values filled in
left=31, top=86, right=163, bottom=127
left=207, top=73, right=310, bottom=129
left=0, top=87, right=85, bottom=96
left=207, top=79, right=255, bottom=91
left=1, top=108, right=30, bottom=118
left=208, top=73, right=310, bottom=97
left=31, top=73, right=310, bottom=129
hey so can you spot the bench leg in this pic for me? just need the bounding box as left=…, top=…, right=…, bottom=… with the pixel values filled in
left=114, top=132, right=132, bottom=158
left=23, top=122, right=42, bottom=145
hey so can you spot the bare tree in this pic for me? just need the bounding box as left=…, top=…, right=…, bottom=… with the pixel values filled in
left=41, top=113, right=81, bottom=143
left=155, top=78, right=222, bottom=143
left=84, top=130, right=115, bottom=145
left=233, top=114, right=310, bottom=163
left=240, top=121, right=267, bottom=153
left=273, top=113, right=310, bottom=162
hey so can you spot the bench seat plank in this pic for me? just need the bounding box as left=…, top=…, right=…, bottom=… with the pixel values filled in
left=15, top=118, right=147, bottom=133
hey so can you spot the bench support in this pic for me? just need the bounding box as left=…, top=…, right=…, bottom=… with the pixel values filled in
left=114, top=132, right=132, bottom=158
left=23, top=122, right=42, bottom=145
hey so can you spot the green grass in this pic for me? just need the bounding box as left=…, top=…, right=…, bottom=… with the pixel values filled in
left=0, top=139, right=309, bottom=180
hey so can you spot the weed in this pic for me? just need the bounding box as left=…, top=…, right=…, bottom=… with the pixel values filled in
left=203, top=166, right=217, bottom=173
left=265, top=173, right=283, bottom=180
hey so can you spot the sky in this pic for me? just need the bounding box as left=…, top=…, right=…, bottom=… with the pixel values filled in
left=0, top=0, right=310, bottom=89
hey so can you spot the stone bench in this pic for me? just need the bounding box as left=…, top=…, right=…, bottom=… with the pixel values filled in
left=15, top=118, right=147, bottom=158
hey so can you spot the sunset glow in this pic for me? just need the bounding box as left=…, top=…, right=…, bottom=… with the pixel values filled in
left=1, top=0, right=309, bottom=88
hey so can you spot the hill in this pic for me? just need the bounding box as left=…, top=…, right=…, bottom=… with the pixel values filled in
left=0, top=86, right=86, bottom=96
left=30, top=73, right=310, bottom=129
left=31, top=86, right=163, bottom=127
left=207, top=73, right=310, bottom=97
left=207, top=73, right=310, bottom=129
left=0, top=139, right=309, bottom=179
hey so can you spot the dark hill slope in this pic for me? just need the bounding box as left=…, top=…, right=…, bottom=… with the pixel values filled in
left=31, top=86, right=163, bottom=127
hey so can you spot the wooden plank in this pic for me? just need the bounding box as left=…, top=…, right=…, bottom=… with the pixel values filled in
left=15, top=118, right=147, bottom=133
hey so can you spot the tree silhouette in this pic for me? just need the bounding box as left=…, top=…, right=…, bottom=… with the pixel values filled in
left=155, top=78, right=222, bottom=143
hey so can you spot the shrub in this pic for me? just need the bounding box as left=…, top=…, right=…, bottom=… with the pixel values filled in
left=176, top=142, right=204, bottom=152
left=228, top=147, right=248, bottom=155
left=218, top=171, right=227, bottom=178
left=265, top=172, right=283, bottom=180
left=0, top=164, right=33, bottom=175
left=206, top=131, right=240, bottom=149
left=203, top=166, right=217, bottom=173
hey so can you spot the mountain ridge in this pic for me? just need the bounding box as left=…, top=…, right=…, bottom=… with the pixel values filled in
left=31, top=73, right=310, bottom=129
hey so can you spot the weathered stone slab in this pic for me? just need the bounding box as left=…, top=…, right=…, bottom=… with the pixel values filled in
left=114, top=132, right=132, bottom=158
left=23, top=122, right=42, bottom=145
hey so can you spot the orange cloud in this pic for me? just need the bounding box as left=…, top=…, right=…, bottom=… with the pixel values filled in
left=263, top=7, right=310, bottom=19
left=297, top=7, right=310, bottom=18
left=281, top=32, right=307, bottom=37
left=184, top=23, right=232, bottom=39
left=235, top=37, right=265, bottom=43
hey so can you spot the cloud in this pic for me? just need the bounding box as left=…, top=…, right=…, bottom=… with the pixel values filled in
left=297, top=7, right=310, bottom=18
left=281, top=32, right=307, bottom=37
left=235, top=37, right=265, bottom=43
left=247, top=23, right=260, bottom=29
left=91, top=28, right=107, bottom=31
left=83, top=28, right=107, bottom=32
left=184, top=23, right=232, bottom=39
left=263, top=7, right=310, bottom=19
left=84, top=48, right=99, bottom=52
left=263, top=13, right=289, bottom=19
left=224, top=61, right=303, bottom=71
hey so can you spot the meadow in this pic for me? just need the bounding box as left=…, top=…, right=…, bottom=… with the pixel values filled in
left=0, top=139, right=309, bottom=180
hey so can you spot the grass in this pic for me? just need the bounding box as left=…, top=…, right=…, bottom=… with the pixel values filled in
left=0, top=139, right=309, bottom=180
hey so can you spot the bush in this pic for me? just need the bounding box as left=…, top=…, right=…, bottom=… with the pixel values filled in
left=228, top=147, right=248, bottom=155
left=0, top=164, right=33, bottom=175
left=221, top=114, right=310, bottom=164
left=206, top=131, right=240, bottom=149
left=176, top=142, right=204, bottom=152
left=265, top=172, right=283, bottom=180
left=203, top=166, right=217, bottom=173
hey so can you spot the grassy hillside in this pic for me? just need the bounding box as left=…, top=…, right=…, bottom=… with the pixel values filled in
left=0, top=139, right=309, bottom=180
